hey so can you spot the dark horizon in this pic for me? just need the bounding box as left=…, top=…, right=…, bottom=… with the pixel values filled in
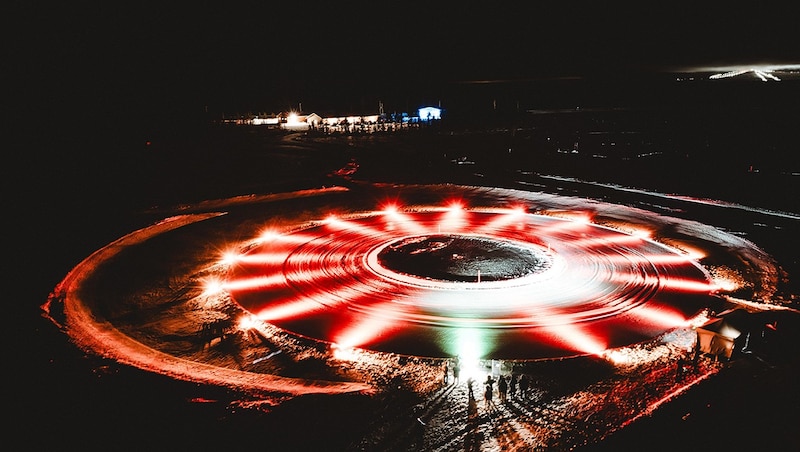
left=13, top=3, right=799, bottom=128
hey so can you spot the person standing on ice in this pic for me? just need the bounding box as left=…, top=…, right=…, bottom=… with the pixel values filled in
left=484, top=381, right=497, bottom=413
left=498, top=375, right=508, bottom=402
left=452, top=359, right=461, bottom=384
left=485, top=374, right=495, bottom=390
left=518, top=374, right=529, bottom=399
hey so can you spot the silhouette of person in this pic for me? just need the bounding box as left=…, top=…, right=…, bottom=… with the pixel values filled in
left=498, top=375, right=508, bottom=402
left=676, top=356, right=686, bottom=382
left=508, top=373, right=517, bottom=399
left=452, top=360, right=461, bottom=384
left=484, top=382, right=496, bottom=413
left=485, top=374, right=495, bottom=391
left=518, top=374, right=529, bottom=399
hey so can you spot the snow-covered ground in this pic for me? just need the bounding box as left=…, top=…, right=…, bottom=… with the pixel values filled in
left=42, top=179, right=800, bottom=451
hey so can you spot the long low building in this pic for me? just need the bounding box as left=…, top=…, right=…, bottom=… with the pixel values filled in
left=221, top=106, right=443, bottom=131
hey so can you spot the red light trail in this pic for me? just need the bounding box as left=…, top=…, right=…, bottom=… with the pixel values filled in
left=227, top=205, right=716, bottom=360
left=45, top=184, right=778, bottom=414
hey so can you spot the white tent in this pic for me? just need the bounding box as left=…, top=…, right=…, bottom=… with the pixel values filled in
left=695, top=308, right=787, bottom=361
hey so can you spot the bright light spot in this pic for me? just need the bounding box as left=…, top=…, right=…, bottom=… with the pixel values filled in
left=331, top=343, right=361, bottom=361
left=258, top=229, right=281, bottom=242
left=438, top=201, right=469, bottom=233
left=707, top=65, right=800, bottom=81
left=575, top=213, right=593, bottom=224
left=458, top=358, right=487, bottom=383
left=687, top=310, right=712, bottom=328
left=709, top=69, right=749, bottom=80
left=668, top=242, right=706, bottom=260
left=446, top=328, right=489, bottom=382
left=446, top=200, right=465, bottom=214
left=452, top=328, right=485, bottom=362
left=202, top=278, right=225, bottom=295
left=219, top=251, right=240, bottom=266
left=381, top=203, right=399, bottom=215
left=237, top=315, right=261, bottom=331
left=286, top=112, right=300, bottom=124
left=603, top=349, right=635, bottom=365
left=707, top=266, right=745, bottom=293
left=629, top=227, right=652, bottom=240
left=418, top=106, right=442, bottom=120
left=711, top=276, right=739, bottom=292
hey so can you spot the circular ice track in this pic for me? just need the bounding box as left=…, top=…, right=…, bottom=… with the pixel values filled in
left=229, top=208, right=715, bottom=359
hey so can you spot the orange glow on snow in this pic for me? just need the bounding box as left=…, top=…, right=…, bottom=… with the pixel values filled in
left=627, top=226, right=654, bottom=239
left=202, top=278, right=225, bottom=295
left=711, top=276, right=740, bottom=292
left=219, top=251, right=239, bottom=266
left=237, top=315, right=261, bottom=330
left=330, top=344, right=362, bottom=361
left=658, top=240, right=707, bottom=261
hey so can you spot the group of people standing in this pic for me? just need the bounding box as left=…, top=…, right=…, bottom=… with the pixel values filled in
left=444, top=358, right=533, bottom=411
left=474, top=373, right=533, bottom=413
left=482, top=373, right=531, bottom=405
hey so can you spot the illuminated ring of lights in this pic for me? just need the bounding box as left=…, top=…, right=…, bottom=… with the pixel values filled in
left=229, top=206, right=714, bottom=359
left=364, top=234, right=559, bottom=289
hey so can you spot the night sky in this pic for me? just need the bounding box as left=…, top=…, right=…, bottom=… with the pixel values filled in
left=12, top=3, right=797, bottom=127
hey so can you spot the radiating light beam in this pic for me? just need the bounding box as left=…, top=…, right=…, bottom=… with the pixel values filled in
left=542, top=323, right=607, bottom=355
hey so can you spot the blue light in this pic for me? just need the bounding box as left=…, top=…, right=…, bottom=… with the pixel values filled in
left=418, top=106, right=442, bottom=121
